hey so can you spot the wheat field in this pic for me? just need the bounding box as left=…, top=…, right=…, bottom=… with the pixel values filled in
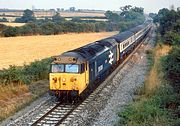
left=0, top=22, right=26, bottom=27
left=0, top=32, right=117, bottom=69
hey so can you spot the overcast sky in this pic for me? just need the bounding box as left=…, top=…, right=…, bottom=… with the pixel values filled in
left=0, top=0, right=180, bottom=13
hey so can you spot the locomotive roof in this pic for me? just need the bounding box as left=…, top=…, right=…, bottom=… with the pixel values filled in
left=111, top=31, right=133, bottom=43
left=72, top=42, right=105, bottom=58
left=55, top=41, right=110, bottom=64
left=60, top=51, right=86, bottom=64
left=96, top=38, right=117, bottom=47
left=58, top=37, right=119, bottom=63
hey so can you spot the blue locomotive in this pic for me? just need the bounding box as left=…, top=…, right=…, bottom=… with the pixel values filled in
left=49, top=22, right=152, bottom=100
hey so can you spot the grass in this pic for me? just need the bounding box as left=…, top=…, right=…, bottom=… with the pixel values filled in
left=0, top=32, right=117, bottom=69
left=144, top=44, right=172, bottom=93
left=0, top=83, right=31, bottom=121
left=0, top=80, right=49, bottom=121
left=119, top=85, right=175, bottom=126
left=118, top=43, right=174, bottom=126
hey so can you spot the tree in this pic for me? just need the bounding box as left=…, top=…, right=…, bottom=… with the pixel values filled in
left=0, top=17, right=8, bottom=22
left=120, top=5, right=132, bottom=12
left=40, top=22, right=58, bottom=35
left=15, top=9, right=36, bottom=23
left=131, top=7, right=144, bottom=14
left=105, top=10, right=121, bottom=22
left=18, top=23, right=40, bottom=35
left=2, top=26, right=18, bottom=37
left=71, top=17, right=81, bottom=22
left=119, top=6, right=144, bottom=21
left=149, top=13, right=157, bottom=19
left=52, top=12, right=65, bottom=23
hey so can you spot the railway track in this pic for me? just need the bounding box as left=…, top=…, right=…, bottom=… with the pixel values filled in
left=30, top=101, right=81, bottom=126
left=28, top=30, right=152, bottom=126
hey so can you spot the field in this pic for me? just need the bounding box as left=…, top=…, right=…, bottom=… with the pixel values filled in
left=60, top=12, right=105, bottom=17
left=0, top=11, right=105, bottom=17
left=0, top=11, right=105, bottom=22
left=0, top=32, right=117, bottom=69
left=0, top=22, right=25, bottom=27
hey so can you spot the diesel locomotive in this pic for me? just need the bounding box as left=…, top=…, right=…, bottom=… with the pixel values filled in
left=49, top=22, right=152, bottom=100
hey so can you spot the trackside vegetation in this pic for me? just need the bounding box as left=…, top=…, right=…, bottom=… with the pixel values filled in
left=0, top=58, right=51, bottom=121
left=118, top=7, right=180, bottom=126
left=0, top=58, right=51, bottom=85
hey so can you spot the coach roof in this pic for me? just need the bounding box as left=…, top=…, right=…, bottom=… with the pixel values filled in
left=110, top=31, right=133, bottom=43
left=129, top=25, right=144, bottom=34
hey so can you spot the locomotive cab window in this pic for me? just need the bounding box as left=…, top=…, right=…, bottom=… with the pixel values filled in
left=51, top=64, right=64, bottom=73
left=65, top=64, right=79, bottom=73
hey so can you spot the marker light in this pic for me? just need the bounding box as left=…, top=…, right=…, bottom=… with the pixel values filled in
left=62, top=78, right=66, bottom=82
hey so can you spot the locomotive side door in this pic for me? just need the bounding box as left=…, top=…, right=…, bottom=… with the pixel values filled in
left=89, top=62, right=95, bottom=83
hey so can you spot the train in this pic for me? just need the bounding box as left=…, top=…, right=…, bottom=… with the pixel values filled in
left=49, top=21, right=152, bottom=101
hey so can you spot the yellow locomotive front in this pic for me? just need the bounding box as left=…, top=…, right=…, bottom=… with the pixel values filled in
left=49, top=53, right=89, bottom=100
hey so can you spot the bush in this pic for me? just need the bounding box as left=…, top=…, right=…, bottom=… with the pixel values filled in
left=0, top=18, right=8, bottom=22
left=2, top=26, right=18, bottom=37
left=71, top=17, right=81, bottom=22
left=119, top=85, right=175, bottom=126
left=23, top=59, right=51, bottom=83
left=19, top=25, right=33, bottom=35
left=173, top=33, right=180, bottom=45
left=161, top=46, right=180, bottom=92
left=0, top=58, right=51, bottom=85
left=0, top=24, right=7, bottom=36
left=163, top=31, right=177, bottom=45
left=40, top=22, right=57, bottom=35
left=0, top=66, right=24, bottom=84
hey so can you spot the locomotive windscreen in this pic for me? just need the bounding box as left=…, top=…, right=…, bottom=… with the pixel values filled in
left=51, top=64, right=79, bottom=73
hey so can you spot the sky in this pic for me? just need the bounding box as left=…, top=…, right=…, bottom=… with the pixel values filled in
left=0, top=0, right=180, bottom=13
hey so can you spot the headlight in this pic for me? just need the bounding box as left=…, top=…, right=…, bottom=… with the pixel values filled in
left=62, top=78, right=66, bottom=82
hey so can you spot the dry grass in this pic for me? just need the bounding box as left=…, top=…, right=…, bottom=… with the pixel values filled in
left=145, top=44, right=172, bottom=92
left=0, top=32, right=117, bottom=69
left=0, top=80, right=49, bottom=121
left=0, top=22, right=25, bottom=27
left=0, top=84, right=32, bottom=121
